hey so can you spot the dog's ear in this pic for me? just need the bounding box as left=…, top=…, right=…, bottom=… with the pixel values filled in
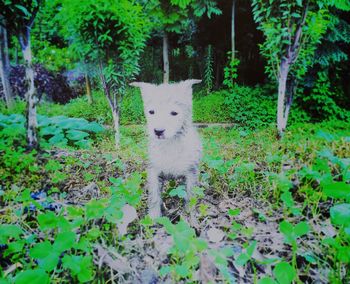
left=182, top=79, right=202, bottom=88
left=129, top=82, right=153, bottom=89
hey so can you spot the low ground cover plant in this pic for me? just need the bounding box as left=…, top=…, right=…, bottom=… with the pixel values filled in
left=0, top=118, right=349, bottom=283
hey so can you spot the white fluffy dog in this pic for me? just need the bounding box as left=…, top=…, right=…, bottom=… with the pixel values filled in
left=130, top=80, right=202, bottom=218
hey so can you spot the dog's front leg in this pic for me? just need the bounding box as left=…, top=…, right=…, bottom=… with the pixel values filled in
left=147, top=168, right=162, bottom=219
left=185, top=168, right=199, bottom=207
left=185, top=169, right=200, bottom=227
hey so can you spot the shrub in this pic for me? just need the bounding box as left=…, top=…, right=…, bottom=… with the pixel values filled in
left=193, top=91, right=230, bottom=123
left=0, top=64, right=77, bottom=104
left=223, top=85, right=276, bottom=129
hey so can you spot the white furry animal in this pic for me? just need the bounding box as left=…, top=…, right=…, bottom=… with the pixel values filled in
left=130, top=80, right=202, bottom=218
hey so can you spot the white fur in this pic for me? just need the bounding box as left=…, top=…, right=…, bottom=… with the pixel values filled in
left=130, top=80, right=202, bottom=218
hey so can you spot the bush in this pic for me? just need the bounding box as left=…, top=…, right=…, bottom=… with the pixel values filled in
left=193, top=91, right=230, bottom=123
left=0, top=64, right=77, bottom=104
left=223, top=85, right=276, bottom=129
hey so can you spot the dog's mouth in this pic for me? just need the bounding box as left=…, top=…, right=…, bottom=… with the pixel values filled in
left=156, top=135, right=166, bottom=140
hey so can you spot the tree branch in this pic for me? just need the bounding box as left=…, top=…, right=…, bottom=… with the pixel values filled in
left=288, top=0, right=309, bottom=64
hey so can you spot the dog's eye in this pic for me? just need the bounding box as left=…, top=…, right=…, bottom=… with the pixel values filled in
left=149, top=110, right=155, bottom=115
left=170, top=111, right=178, bottom=116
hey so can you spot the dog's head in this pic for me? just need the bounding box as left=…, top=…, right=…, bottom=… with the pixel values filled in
left=130, top=80, right=201, bottom=140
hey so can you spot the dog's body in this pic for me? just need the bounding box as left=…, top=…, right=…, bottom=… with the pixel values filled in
left=130, top=80, right=202, bottom=218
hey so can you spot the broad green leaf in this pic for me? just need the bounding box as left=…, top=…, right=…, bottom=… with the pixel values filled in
left=85, top=199, right=106, bottom=220
left=294, top=222, right=310, bottom=237
left=174, top=264, right=190, bottom=277
left=330, top=203, right=350, bottom=226
left=53, top=231, right=76, bottom=252
left=37, top=211, right=58, bottom=230
left=66, top=130, right=89, bottom=141
left=235, top=253, right=250, bottom=266
left=15, top=269, right=49, bottom=284
left=159, top=265, right=171, bottom=276
left=62, top=254, right=94, bottom=282
left=169, top=185, right=187, bottom=198
left=0, top=224, right=23, bottom=243
left=258, top=277, right=278, bottom=284
left=30, top=241, right=60, bottom=272
left=322, top=181, right=350, bottom=200
left=273, top=262, right=295, bottom=284
left=30, top=241, right=52, bottom=259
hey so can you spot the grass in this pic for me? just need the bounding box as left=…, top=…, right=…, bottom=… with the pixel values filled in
left=1, top=117, right=349, bottom=283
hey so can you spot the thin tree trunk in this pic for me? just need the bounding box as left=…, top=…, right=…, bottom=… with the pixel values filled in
left=163, top=32, right=169, bottom=83
left=112, top=107, right=120, bottom=148
left=276, top=2, right=309, bottom=137
left=98, top=59, right=120, bottom=148
left=85, top=73, right=92, bottom=104
left=0, top=25, right=13, bottom=108
left=277, top=58, right=290, bottom=137
left=19, top=30, right=38, bottom=149
left=231, top=0, right=237, bottom=61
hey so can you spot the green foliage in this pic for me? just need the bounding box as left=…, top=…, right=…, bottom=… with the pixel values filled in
left=223, top=53, right=239, bottom=90
left=273, top=262, right=296, bottom=284
left=193, top=90, right=230, bottom=123
left=223, top=85, right=276, bottom=129
left=0, top=113, right=104, bottom=149
left=301, top=71, right=350, bottom=121
left=157, top=217, right=207, bottom=281
left=204, top=45, right=214, bottom=94
left=192, top=0, right=222, bottom=18
left=252, top=0, right=331, bottom=81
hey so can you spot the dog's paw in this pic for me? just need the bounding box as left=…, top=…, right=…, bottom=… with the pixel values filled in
left=148, top=207, right=161, bottom=219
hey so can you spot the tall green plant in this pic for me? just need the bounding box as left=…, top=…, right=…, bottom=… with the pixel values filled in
left=1, top=0, right=44, bottom=149
left=251, top=0, right=350, bottom=136
left=58, top=0, right=150, bottom=148
left=204, top=44, right=214, bottom=94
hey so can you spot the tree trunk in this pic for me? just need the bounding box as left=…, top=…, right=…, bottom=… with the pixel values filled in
left=0, top=25, right=13, bottom=108
left=112, top=107, right=120, bottom=149
left=231, top=0, right=236, bottom=61
left=19, top=29, right=38, bottom=149
left=277, top=58, right=290, bottom=137
left=163, top=32, right=169, bottom=83
left=98, top=59, right=120, bottom=149
left=85, top=73, right=93, bottom=104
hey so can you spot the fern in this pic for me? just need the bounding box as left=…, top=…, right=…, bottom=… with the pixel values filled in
left=204, top=45, right=214, bottom=94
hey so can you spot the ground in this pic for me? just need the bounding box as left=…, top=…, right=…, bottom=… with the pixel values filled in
left=0, top=121, right=349, bottom=283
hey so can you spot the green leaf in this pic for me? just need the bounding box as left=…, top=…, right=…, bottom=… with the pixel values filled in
left=235, top=253, right=250, bottom=266
left=294, top=222, right=310, bottom=237
left=85, top=199, right=106, bottom=220
left=66, top=130, right=89, bottom=141
left=37, top=211, right=58, bottom=230
left=330, top=203, right=350, bottom=226
left=40, top=126, right=62, bottom=136
left=169, top=185, right=187, bottom=198
left=29, top=241, right=60, bottom=272
left=62, top=255, right=94, bottom=282
left=159, top=265, right=171, bottom=276
left=53, top=231, right=76, bottom=252
left=174, top=264, right=190, bottom=277
left=48, top=133, right=67, bottom=146
left=30, top=241, right=52, bottom=259
left=258, top=277, right=278, bottom=284
left=228, top=208, right=240, bottom=216
left=15, top=269, right=49, bottom=284
left=322, top=181, right=350, bottom=200
left=273, top=262, right=295, bottom=284
left=0, top=224, right=23, bottom=243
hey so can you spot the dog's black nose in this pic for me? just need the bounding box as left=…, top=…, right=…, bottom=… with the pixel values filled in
left=154, top=128, right=165, bottom=137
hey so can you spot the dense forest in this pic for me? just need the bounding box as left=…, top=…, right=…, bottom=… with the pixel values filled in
left=0, top=0, right=350, bottom=283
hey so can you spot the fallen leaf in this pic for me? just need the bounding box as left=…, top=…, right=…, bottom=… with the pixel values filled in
left=117, top=204, right=137, bottom=236
left=207, top=227, right=225, bottom=243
